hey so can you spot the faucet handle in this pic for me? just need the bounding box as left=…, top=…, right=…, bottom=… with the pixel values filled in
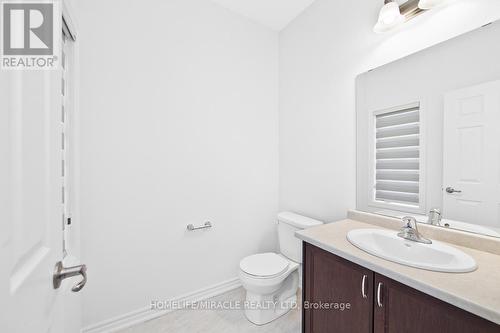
left=399, top=216, right=432, bottom=244
left=428, top=208, right=442, bottom=226
left=429, top=207, right=441, bottom=215
left=401, top=216, right=417, bottom=229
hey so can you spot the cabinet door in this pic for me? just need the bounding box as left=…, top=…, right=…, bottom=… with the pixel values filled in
left=303, top=243, right=373, bottom=333
left=374, top=274, right=500, bottom=333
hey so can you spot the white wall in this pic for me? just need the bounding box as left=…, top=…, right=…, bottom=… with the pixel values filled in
left=279, top=0, right=500, bottom=222
left=76, top=0, right=279, bottom=328
left=75, top=0, right=500, bottom=328
left=356, top=21, right=500, bottom=222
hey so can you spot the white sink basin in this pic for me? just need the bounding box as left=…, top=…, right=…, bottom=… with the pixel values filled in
left=347, top=229, right=477, bottom=273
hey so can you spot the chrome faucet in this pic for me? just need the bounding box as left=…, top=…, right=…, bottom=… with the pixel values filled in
left=397, top=216, right=432, bottom=244
left=427, top=208, right=442, bottom=226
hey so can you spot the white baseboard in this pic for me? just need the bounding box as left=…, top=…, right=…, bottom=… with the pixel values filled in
left=82, top=277, right=242, bottom=333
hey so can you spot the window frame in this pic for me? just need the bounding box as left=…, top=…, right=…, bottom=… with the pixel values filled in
left=367, top=101, right=427, bottom=215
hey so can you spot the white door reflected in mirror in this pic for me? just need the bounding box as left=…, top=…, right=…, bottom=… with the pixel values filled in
left=443, top=80, right=500, bottom=230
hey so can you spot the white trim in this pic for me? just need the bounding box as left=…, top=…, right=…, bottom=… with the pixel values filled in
left=62, top=0, right=79, bottom=38
left=81, top=277, right=242, bottom=333
left=419, top=97, right=428, bottom=214
left=60, top=5, right=84, bottom=333
left=372, top=101, right=420, bottom=117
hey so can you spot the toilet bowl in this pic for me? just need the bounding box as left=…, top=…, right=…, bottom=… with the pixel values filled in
left=239, top=212, right=323, bottom=325
left=239, top=253, right=299, bottom=325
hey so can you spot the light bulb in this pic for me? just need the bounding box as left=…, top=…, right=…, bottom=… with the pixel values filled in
left=374, top=1, right=405, bottom=34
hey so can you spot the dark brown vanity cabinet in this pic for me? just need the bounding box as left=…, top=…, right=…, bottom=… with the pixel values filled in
left=303, top=243, right=500, bottom=333
left=373, top=274, right=499, bottom=333
left=303, top=243, right=374, bottom=333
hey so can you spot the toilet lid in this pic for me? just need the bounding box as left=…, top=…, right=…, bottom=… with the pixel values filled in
left=240, top=253, right=289, bottom=278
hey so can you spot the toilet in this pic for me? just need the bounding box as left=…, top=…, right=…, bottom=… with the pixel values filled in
left=239, top=212, right=324, bottom=325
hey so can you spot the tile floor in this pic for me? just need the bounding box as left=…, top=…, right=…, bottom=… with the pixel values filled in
left=119, top=287, right=301, bottom=333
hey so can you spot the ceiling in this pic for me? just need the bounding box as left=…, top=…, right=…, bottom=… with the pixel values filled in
left=210, top=0, right=317, bottom=31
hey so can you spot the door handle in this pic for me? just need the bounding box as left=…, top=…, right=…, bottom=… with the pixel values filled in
left=377, top=282, right=383, bottom=307
left=361, top=275, right=368, bottom=298
left=53, top=261, right=87, bottom=292
left=445, top=187, right=462, bottom=194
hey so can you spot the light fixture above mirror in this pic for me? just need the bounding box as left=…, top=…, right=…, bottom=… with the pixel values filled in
left=374, top=0, right=452, bottom=34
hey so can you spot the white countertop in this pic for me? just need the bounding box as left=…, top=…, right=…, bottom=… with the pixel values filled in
left=296, top=219, right=500, bottom=325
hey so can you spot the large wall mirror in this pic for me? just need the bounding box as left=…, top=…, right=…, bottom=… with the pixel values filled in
left=356, top=20, right=500, bottom=238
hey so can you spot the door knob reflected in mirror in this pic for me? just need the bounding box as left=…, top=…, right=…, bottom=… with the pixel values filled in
left=53, top=261, right=87, bottom=292
left=445, top=187, right=462, bottom=194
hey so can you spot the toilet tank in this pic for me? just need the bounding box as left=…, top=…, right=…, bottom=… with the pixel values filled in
left=277, top=212, right=323, bottom=263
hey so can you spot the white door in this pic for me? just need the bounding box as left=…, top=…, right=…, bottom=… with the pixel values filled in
left=0, top=21, right=84, bottom=333
left=443, top=80, right=500, bottom=227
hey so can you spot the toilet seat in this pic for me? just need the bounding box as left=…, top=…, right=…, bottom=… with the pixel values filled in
left=240, top=253, right=289, bottom=279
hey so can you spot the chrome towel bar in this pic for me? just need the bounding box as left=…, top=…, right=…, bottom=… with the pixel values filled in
left=187, top=221, right=212, bottom=231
